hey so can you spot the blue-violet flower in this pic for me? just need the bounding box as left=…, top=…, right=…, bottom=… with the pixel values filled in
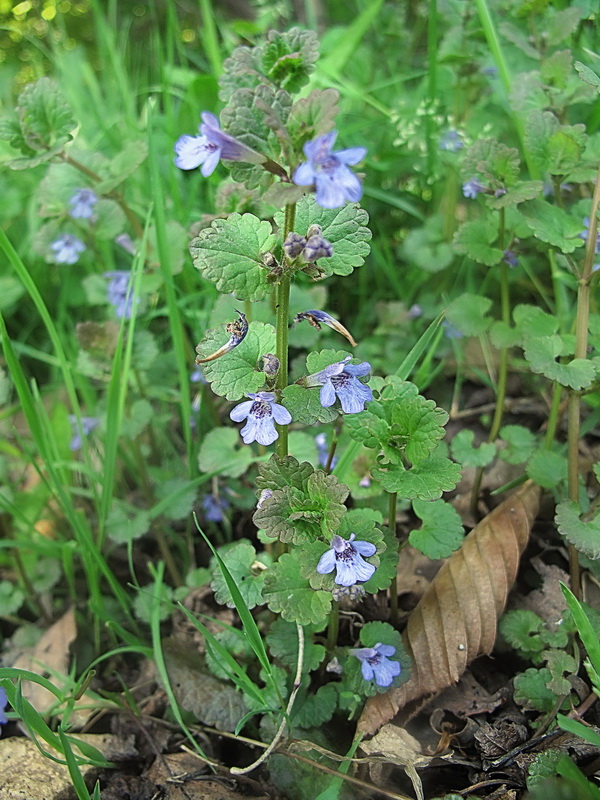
left=462, top=179, right=486, bottom=199
left=315, top=431, right=338, bottom=469
left=439, top=130, right=463, bottom=152
left=317, top=533, right=376, bottom=586
left=50, top=234, right=86, bottom=264
left=175, top=112, right=264, bottom=176
left=305, top=356, right=372, bottom=414
left=230, top=391, right=292, bottom=446
left=293, top=131, right=367, bottom=209
left=69, top=415, right=99, bottom=451
left=69, top=188, right=98, bottom=219
left=351, top=643, right=401, bottom=687
left=202, top=493, right=229, bottom=523
left=104, top=271, right=138, bottom=319
left=503, top=249, right=518, bottom=268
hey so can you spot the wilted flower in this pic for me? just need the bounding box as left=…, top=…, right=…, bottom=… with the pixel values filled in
left=462, top=179, right=486, bottom=199
left=305, top=356, right=372, bottom=414
left=317, top=533, right=376, bottom=586
left=439, top=130, right=463, bottom=152
left=294, top=310, right=357, bottom=347
left=230, top=391, right=292, bottom=446
left=293, top=131, right=367, bottom=209
left=68, top=415, right=99, bottom=451
left=50, top=234, right=86, bottom=264
left=351, top=643, right=401, bottom=687
left=195, top=310, right=248, bottom=364
left=202, top=493, right=229, bottom=523
left=175, top=112, right=264, bottom=175
left=103, top=271, right=138, bottom=319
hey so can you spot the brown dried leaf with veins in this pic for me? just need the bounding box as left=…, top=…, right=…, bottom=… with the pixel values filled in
left=358, top=481, right=541, bottom=736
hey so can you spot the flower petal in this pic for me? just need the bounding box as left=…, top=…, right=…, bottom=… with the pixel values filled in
left=253, top=416, right=279, bottom=446
left=316, top=549, right=336, bottom=575
left=320, top=381, right=336, bottom=408
left=293, top=161, right=316, bottom=186
left=315, top=173, right=348, bottom=209
left=230, top=400, right=253, bottom=422
left=352, top=540, right=377, bottom=557
left=201, top=147, right=221, bottom=176
left=361, top=661, right=375, bottom=681
left=200, top=111, right=220, bottom=130
left=334, top=146, right=367, bottom=165
left=271, top=402, right=292, bottom=425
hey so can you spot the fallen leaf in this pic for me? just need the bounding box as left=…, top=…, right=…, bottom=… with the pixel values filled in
left=10, top=607, right=77, bottom=714
left=358, top=482, right=541, bottom=735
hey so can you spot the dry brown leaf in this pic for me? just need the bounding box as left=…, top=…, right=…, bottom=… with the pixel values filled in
left=358, top=481, right=541, bottom=736
left=11, top=607, right=77, bottom=714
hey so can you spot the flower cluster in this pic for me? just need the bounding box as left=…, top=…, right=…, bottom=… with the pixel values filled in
left=283, top=226, right=333, bottom=263
left=230, top=392, right=292, bottom=446
left=50, top=233, right=86, bottom=264
left=351, top=643, right=401, bottom=687
left=305, top=356, right=372, bottom=414
left=175, top=112, right=264, bottom=176
left=293, top=131, right=367, bottom=209
left=317, top=534, right=376, bottom=586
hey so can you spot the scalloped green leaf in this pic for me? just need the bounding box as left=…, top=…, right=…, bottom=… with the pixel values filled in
left=281, top=384, right=338, bottom=425
left=519, top=199, right=586, bottom=253
left=556, top=500, right=600, bottom=559
left=211, top=541, right=267, bottom=609
left=486, top=180, right=544, bottom=209
left=527, top=450, right=568, bottom=489
left=93, top=198, right=127, bottom=240
left=345, top=378, right=448, bottom=466
left=189, top=213, right=276, bottom=301
left=499, top=424, right=537, bottom=464
left=256, top=454, right=314, bottom=493
left=499, top=609, right=546, bottom=658
left=513, top=668, right=556, bottom=712
left=263, top=552, right=331, bottom=626
left=16, top=77, right=76, bottom=154
left=523, top=334, right=596, bottom=389
left=287, top=88, right=340, bottom=151
left=198, top=320, right=276, bottom=400
left=575, top=61, right=600, bottom=92
left=266, top=618, right=326, bottom=672
left=373, top=456, right=462, bottom=500
left=450, top=429, right=496, bottom=468
left=292, top=683, right=337, bottom=728
left=95, top=140, right=148, bottom=193
left=253, top=467, right=349, bottom=544
left=362, top=524, right=398, bottom=593
left=221, top=84, right=291, bottom=160
left=198, top=427, right=255, bottom=478
left=461, top=138, right=520, bottom=186
left=409, top=499, right=465, bottom=559
left=446, top=293, right=493, bottom=336
left=453, top=219, right=503, bottom=266
left=275, top=196, right=371, bottom=277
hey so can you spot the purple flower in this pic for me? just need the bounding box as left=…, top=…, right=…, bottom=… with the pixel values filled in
left=50, top=234, right=86, bottom=264
left=69, top=188, right=98, bottom=219
left=256, top=488, right=273, bottom=510
left=175, top=112, right=264, bottom=176
left=462, top=179, right=486, bottom=199
left=103, top=271, right=138, bottom=319
left=283, top=232, right=307, bottom=260
left=202, top=493, right=229, bottom=523
left=351, top=643, right=401, bottom=687
left=191, top=367, right=207, bottom=384
left=230, top=391, right=292, bottom=446
left=439, top=130, right=463, bottom=152
left=579, top=217, right=600, bottom=255
left=317, top=533, right=376, bottom=586
left=315, top=432, right=337, bottom=469
left=293, top=132, right=367, bottom=209
left=442, top=319, right=463, bottom=339
left=503, top=249, right=518, bottom=268
left=68, top=415, right=99, bottom=451
left=305, top=356, right=372, bottom=414
left=0, top=686, right=7, bottom=726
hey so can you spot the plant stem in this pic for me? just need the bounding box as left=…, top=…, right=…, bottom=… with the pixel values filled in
left=566, top=165, right=600, bottom=599
left=388, top=491, right=399, bottom=626
left=470, top=210, right=509, bottom=515
left=274, top=203, right=296, bottom=459
left=326, top=600, right=339, bottom=653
